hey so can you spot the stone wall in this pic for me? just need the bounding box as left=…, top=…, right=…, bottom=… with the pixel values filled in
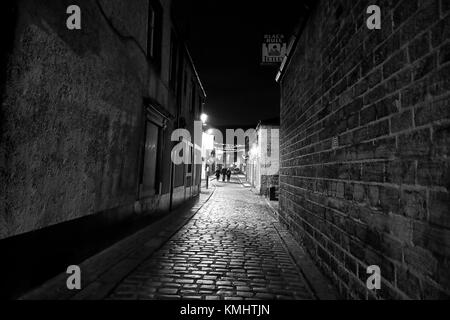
left=0, top=0, right=148, bottom=239
left=0, top=0, right=204, bottom=240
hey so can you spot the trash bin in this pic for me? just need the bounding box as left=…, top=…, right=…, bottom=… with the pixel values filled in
left=269, top=186, right=277, bottom=201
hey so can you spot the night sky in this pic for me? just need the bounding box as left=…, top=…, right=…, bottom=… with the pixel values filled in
left=173, top=0, right=307, bottom=128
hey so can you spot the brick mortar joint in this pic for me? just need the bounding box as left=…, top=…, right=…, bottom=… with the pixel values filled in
left=281, top=208, right=414, bottom=299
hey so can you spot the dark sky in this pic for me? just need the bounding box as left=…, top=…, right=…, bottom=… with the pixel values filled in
left=173, top=0, right=307, bottom=128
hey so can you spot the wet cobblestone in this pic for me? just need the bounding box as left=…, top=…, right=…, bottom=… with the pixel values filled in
left=108, top=178, right=314, bottom=300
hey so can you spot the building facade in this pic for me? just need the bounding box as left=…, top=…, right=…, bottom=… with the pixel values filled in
left=247, top=122, right=280, bottom=197
left=277, top=0, right=450, bottom=299
left=0, top=0, right=205, bottom=298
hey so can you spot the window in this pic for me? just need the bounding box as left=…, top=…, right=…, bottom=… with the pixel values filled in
left=142, top=121, right=159, bottom=195
left=147, top=1, right=163, bottom=67
left=139, top=102, right=169, bottom=198
left=147, top=5, right=155, bottom=57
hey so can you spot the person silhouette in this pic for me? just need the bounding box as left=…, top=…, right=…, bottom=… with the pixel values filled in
left=215, top=168, right=221, bottom=181
left=221, top=167, right=227, bottom=182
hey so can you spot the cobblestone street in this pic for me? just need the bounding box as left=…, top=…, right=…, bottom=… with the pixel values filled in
left=108, top=177, right=315, bottom=300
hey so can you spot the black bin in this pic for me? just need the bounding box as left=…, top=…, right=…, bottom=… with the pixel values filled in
left=269, top=186, right=277, bottom=200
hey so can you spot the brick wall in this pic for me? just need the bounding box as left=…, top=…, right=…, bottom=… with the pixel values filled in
left=279, top=0, right=450, bottom=299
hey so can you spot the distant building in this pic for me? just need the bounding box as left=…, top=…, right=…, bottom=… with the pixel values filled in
left=247, top=120, right=280, bottom=197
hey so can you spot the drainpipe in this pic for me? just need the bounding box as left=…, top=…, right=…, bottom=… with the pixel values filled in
left=275, top=3, right=313, bottom=83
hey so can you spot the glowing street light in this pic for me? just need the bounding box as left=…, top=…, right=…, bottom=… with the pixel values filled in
left=200, top=113, right=208, bottom=124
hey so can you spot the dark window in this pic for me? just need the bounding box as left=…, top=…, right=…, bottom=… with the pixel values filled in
left=147, top=5, right=155, bottom=56
left=139, top=104, right=168, bottom=197
left=147, top=0, right=163, bottom=68
left=143, top=122, right=159, bottom=194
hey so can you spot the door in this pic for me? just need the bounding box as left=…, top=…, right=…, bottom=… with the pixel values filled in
left=140, top=121, right=160, bottom=198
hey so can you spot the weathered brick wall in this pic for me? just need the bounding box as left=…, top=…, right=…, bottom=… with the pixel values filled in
left=279, top=0, right=450, bottom=299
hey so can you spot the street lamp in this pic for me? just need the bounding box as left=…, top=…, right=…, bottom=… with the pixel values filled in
left=200, top=113, right=209, bottom=188
left=200, top=113, right=208, bottom=125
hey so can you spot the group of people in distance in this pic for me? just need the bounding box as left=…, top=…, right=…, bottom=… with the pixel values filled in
left=215, top=167, right=232, bottom=182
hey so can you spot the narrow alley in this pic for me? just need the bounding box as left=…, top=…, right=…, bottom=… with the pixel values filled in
left=108, top=177, right=315, bottom=300
left=2, top=0, right=450, bottom=307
